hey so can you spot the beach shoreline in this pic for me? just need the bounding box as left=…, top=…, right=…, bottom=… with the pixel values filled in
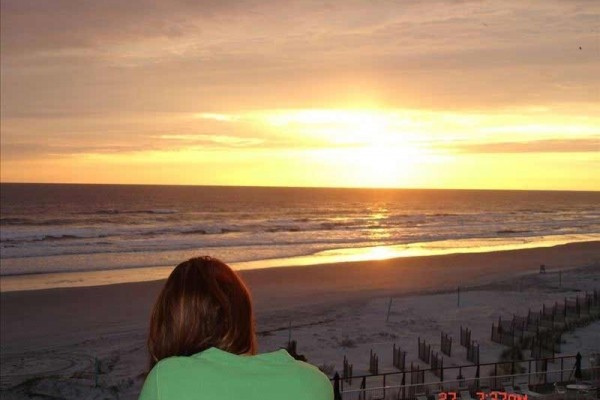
left=2, top=238, right=599, bottom=293
left=2, top=241, right=598, bottom=349
left=1, top=241, right=599, bottom=399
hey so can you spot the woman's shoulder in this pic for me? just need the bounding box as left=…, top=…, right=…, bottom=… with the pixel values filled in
left=282, top=358, right=334, bottom=395
left=140, top=357, right=196, bottom=400
left=252, top=349, right=331, bottom=384
left=153, top=355, right=198, bottom=375
left=289, top=358, right=330, bottom=378
left=146, top=355, right=196, bottom=382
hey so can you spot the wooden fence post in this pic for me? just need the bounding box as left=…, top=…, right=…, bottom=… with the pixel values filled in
left=559, top=270, right=562, bottom=288
left=333, top=372, right=342, bottom=400
left=94, top=357, right=100, bottom=388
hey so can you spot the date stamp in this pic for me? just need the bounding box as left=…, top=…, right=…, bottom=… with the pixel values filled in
left=438, top=392, right=528, bottom=400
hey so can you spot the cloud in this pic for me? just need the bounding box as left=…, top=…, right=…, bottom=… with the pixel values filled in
left=0, top=0, right=247, bottom=56
left=0, top=141, right=148, bottom=161
left=194, top=113, right=240, bottom=122
left=1, top=0, right=599, bottom=173
left=157, top=134, right=263, bottom=147
left=2, top=0, right=598, bottom=118
left=446, top=137, right=600, bottom=154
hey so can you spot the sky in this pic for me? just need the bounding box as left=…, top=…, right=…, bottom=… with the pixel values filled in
left=1, top=0, right=599, bottom=190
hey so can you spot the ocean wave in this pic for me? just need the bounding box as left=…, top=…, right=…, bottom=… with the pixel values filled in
left=320, top=222, right=350, bottom=230
left=76, top=209, right=178, bottom=216
left=496, top=229, right=532, bottom=235
left=0, top=233, right=391, bottom=261
left=2, top=211, right=599, bottom=262
left=1, top=233, right=112, bottom=244
left=220, top=228, right=240, bottom=234
left=266, top=227, right=301, bottom=233
left=1, top=216, right=140, bottom=226
left=178, top=227, right=243, bottom=235
left=180, top=229, right=208, bottom=235
left=0, top=218, right=32, bottom=225
left=34, top=235, right=83, bottom=242
left=2, top=217, right=595, bottom=247
left=0, top=217, right=80, bottom=226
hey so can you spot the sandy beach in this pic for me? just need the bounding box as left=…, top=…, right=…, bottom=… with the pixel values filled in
left=1, top=241, right=599, bottom=399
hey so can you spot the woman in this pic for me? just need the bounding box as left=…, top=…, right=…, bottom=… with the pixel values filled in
left=139, top=256, right=333, bottom=399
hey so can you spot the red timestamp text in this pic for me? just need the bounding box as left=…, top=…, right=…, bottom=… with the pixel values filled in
left=438, top=392, right=528, bottom=400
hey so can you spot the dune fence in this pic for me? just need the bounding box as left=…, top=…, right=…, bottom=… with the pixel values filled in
left=490, top=290, right=600, bottom=359
left=332, top=353, right=597, bottom=400
left=330, top=289, right=600, bottom=399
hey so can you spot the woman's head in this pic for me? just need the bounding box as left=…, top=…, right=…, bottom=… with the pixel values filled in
left=148, top=256, right=257, bottom=368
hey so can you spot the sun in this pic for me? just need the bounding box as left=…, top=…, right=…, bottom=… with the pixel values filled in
left=256, top=108, right=445, bottom=187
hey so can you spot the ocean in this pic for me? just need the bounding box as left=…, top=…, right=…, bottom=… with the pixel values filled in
left=1, top=183, right=599, bottom=287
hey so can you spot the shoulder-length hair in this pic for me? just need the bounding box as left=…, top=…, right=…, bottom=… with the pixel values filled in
left=147, top=256, right=257, bottom=369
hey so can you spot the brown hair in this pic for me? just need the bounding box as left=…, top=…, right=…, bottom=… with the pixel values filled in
left=147, top=256, right=257, bottom=369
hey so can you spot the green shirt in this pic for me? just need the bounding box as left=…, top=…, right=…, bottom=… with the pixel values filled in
left=139, top=347, right=333, bottom=400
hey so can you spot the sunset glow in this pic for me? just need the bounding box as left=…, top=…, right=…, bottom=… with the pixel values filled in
left=1, top=1, right=598, bottom=190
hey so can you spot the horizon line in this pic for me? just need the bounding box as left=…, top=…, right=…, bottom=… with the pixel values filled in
left=1, top=181, right=599, bottom=193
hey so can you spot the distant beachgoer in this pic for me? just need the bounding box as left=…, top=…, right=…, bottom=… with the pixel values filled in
left=139, top=256, right=333, bottom=400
